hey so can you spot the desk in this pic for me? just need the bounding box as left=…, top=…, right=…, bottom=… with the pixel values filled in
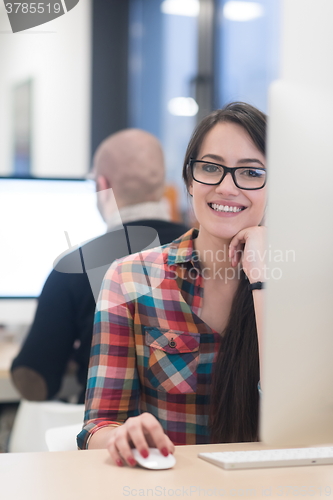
left=1, top=444, right=332, bottom=500
left=0, top=340, right=21, bottom=402
left=0, top=338, right=82, bottom=403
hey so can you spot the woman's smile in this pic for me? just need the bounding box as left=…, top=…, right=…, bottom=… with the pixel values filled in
left=208, top=200, right=247, bottom=216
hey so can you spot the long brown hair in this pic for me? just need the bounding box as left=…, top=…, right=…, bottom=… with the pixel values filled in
left=182, top=102, right=267, bottom=443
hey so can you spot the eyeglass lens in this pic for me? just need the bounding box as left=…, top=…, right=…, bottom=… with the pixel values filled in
left=192, top=161, right=266, bottom=189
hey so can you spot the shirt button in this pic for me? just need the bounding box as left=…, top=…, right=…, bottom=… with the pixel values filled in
left=168, top=338, right=177, bottom=348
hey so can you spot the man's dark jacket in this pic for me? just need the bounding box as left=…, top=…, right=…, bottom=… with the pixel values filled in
left=11, top=220, right=188, bottom=402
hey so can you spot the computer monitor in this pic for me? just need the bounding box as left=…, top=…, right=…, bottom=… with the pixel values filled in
left=259, top=79, right=333, bottom=446
left=258, top=0, right=333, bottom=447
left=0, top=177, right=106, bottom=325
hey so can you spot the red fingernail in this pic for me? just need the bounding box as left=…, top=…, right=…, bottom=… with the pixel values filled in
left=116, top=459, right=123, bottom=467
left=140, top=449, right=149, bottom=459
left=161, top=447, right=169, bottom=457
left=128, top=457, right=136, bottom=466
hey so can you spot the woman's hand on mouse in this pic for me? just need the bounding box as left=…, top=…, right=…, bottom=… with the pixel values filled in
left=229, top=226, right=267, bottom=283
left=106, top=412, right=175, bottom=467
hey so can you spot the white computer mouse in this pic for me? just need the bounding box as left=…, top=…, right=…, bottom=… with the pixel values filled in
left=131, top=448, right=176, bottom=470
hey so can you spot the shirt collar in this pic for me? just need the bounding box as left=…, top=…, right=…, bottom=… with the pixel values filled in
left=167, top=228, right=199, bottom=266
left=106, top=200, right=171, bottom=230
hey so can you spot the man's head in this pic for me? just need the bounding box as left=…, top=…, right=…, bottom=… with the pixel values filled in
left=92, top=129, right=165, bottom=221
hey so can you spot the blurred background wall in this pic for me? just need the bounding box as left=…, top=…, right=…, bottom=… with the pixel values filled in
left=0, top=0, right=91, bottom=177
left=0, top=0, right=280, bottom=215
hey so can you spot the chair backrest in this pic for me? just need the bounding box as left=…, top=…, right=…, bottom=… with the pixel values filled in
left=45, top=422, right=83, bottom=451
left=8, top=400, right=85, bottom=452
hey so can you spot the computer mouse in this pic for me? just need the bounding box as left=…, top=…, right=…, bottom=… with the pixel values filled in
left=131, top=448, right=176, bottom=470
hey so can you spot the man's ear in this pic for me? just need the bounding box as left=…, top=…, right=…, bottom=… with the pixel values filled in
left=95, top=175, right=113, bottom=221
left=95, top=175, right=110, bottom=192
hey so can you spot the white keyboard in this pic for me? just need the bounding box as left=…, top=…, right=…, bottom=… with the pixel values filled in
left=198, top=447, right=333, bottom=470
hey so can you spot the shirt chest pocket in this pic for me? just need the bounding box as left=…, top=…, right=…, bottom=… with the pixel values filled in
left=144, top=327, right=200, bottom=394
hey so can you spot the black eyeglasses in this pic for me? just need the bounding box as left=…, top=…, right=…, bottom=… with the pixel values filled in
left=189, top=159, right=267, bottom=190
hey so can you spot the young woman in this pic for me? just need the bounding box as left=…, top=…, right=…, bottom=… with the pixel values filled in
left=77, top=102, right=267, bottom=468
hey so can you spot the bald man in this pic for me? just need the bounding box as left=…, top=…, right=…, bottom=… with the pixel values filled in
left=11, top=130, right=188, bottom=403
left=94, top=129, right=165, bottom=217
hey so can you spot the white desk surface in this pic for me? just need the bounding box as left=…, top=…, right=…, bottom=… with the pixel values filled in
left=0, top=340, right=21, bottom=402
left=0, top=337, right=81, bottom=402
left=0, top=341, right=20, bottom=378
left=1, top=443, right=333, bottom=500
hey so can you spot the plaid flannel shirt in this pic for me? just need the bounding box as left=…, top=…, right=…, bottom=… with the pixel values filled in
left=77, top=229, right=222, bottom=449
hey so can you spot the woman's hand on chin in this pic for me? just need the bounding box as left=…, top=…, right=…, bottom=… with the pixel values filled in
left=228, top=226, right=267, bottom=283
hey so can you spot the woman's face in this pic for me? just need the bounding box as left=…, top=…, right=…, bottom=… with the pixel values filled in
left=189, top=121, right=267, bottom=242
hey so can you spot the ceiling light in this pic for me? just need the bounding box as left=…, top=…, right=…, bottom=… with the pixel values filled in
left=161, top=0, right=200, bottom=17
left=168, top=97, right=199, bottom=117
left=223, top=1, right=264, bottom=22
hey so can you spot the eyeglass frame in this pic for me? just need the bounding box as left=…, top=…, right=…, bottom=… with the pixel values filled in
left=188, top=158, right=267, bottom=191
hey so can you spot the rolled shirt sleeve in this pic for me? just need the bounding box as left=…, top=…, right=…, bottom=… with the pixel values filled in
left=77, top=261, right=140, bottom=449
